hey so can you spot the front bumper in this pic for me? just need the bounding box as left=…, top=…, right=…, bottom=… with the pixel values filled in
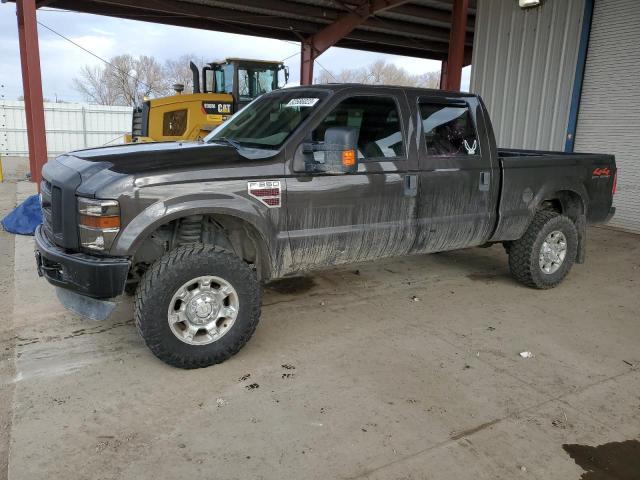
left=35, top=225, right=130, bottom=299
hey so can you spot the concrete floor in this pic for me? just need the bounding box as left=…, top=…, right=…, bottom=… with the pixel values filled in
left=1, top=181, right=639, bottom=480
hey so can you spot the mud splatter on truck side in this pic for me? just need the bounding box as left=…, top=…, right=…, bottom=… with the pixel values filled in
left=35, top=84, right=616, bottom=368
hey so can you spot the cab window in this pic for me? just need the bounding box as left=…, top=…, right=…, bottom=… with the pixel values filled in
left=214, top=70, right=225, bottom=93
left=223, top=64, right=234, bottom=94
left=238, top=67, right=277, bottom=102
left=419, top=103, right=479, bottom=156
left=312, top=96, right=405, bottom=160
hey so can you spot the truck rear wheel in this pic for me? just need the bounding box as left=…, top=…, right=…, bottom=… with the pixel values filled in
left=134, top=244, right=261, bottom=369
left=508, top=211, right=578, bottom=289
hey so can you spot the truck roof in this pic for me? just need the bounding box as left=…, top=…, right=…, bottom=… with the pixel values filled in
left=215, top=57, right=284, bottom=65
left=281, top=83, right=479, bottom=98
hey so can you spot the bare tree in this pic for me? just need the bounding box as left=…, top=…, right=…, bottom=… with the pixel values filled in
left=73, top=64, right=120, bottom=105
left=164, top=55, right=205, bottom=93
left=74, top=54, right=169, bottom=106
left=315, top=59, right=441, bottom=88
left=415, top=71, right=441, bottom=89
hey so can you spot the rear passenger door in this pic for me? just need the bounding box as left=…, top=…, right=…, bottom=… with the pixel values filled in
left=410, top=96, right=499, bottom=252
left=285, top=91, right=418, bottom=270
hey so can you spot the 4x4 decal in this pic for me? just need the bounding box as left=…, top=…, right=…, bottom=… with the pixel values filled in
left=592, top=167, right=611, bottom=178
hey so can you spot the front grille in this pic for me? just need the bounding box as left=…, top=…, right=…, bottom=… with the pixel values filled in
left=41, top=157, right=84, bottom=250
left=40, top=180, right=54, bottom=240
left=40, top=174, right=79, bottom=249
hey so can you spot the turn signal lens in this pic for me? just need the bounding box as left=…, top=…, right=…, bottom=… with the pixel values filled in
left=341, top=149, right=356, bottom=167
left=612, top=171, right=617, bottom=194
left=79, top=214, right=120, bottom=229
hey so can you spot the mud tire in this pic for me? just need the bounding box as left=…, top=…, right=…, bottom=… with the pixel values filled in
left=134, top=244, right=261, bottom=369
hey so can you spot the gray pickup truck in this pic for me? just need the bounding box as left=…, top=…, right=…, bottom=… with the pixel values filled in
left=35, top=84, right=617, bottom=368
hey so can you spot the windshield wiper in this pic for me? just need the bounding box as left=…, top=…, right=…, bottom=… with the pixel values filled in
left=212, top=137, right=243, bottom=150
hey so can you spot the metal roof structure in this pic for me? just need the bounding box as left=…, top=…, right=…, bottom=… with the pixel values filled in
left=12, top=0, right=476, bottom=184
left=39, top=0, right=476, bottom=62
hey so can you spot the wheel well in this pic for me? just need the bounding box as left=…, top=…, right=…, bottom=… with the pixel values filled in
left=540, top=190, right=584, bottom=222
left=130, top=214, right=270, bottom=284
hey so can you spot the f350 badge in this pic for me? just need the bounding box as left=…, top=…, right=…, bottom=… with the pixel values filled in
left=248, top=181, right=281, bottom=208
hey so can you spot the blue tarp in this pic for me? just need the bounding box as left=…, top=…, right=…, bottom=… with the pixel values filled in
left=1, top=194, right=42, bottom=235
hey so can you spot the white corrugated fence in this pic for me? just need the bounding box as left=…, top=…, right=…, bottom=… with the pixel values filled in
left=0, top=101, right=132, bottom=157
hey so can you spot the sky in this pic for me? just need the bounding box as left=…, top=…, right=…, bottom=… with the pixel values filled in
left=0, top=4, right=470, bottom=103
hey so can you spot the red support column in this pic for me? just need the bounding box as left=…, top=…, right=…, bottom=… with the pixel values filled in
left=300, top=40, right=315, bottom=86
left=439, top=60, right=448, bottom=90
left=17, top=0, right=47, bottom=187
left=443, top=0, right=468, bottom=91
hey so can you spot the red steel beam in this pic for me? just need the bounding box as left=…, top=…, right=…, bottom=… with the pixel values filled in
left=439, top=59, right=448, bottom=89
left=300, top=0, right=409, bottom=85
left=17, top=0, right=47, bottom=187
left=300, top=40, right=315, bottom=87
left=443, top=0, right=468, bottom=91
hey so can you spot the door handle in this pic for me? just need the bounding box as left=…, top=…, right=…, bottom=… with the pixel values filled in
left=479, top=171, right=490, bottom=191
left=404, top=174, right=417, bottom=197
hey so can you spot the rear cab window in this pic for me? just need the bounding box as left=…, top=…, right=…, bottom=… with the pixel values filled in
left=419, top=103, right=479, bottom=156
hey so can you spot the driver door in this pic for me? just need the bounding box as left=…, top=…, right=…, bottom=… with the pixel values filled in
left=284, top=91, right=418, bottom=271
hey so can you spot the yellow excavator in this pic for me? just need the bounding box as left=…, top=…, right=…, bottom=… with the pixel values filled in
left=125, top=58, right=289, bottom=143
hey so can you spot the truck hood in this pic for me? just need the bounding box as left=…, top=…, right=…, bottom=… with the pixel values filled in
left=67, top=141, right=255, bottom=175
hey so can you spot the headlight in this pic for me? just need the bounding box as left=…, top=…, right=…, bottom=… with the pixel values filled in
left=77, top=197, right=120, bottom=251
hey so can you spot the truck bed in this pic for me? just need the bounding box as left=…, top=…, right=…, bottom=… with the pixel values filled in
left=498, top=148, right=609, bottom=161
left=490, top=148, right=616, bottom=243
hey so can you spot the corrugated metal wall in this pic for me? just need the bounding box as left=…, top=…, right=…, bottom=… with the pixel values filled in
left=0, top=101, right=131, bottom=157
left=574, top=0, right=640, bottom=234
left=470, top=0, right=585, bottom=150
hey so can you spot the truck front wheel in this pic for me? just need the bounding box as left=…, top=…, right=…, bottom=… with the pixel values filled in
left=134, top=244, right=261, bottom=368
left=508, top=211, right=578, bottom=289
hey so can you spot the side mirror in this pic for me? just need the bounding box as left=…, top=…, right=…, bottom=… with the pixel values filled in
left=303, top=127, right=358, bottom=174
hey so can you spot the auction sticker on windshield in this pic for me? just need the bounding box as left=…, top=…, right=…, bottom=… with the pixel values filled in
left=286, top=98, right=319, bottom=108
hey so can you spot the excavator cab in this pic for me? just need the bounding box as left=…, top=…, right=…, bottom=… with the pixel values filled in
left=204, top=58, right=289, bottom=109
left=126, top=58, right=289, bottom=143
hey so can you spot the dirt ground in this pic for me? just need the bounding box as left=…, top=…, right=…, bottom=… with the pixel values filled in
left=1, top=181, right=639, bottom=480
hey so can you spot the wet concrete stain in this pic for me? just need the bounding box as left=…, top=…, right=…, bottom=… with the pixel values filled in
left=449, top=419, right=500, bottom=441
left=10, top=319, right=135, bottom=348
left=466, top=272, right=501, bottom=282
left=563, top=439, right=640, bottom=480
left=265, top=276, right=316, bottom=294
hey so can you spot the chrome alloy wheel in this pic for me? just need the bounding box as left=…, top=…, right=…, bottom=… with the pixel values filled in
left=538, top=231, right=567, bottom=275
left=167, top=276, right=239, bottom=345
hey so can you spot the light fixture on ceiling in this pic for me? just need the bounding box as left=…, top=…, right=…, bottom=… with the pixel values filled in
left=519, top=0, right=542, bottom=8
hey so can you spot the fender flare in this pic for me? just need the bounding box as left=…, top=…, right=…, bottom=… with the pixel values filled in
left=111, top=198, right=276, bottom=278
left=531, top=180, right=589, bottom=217
left=491, top=176, right=589, bottom=243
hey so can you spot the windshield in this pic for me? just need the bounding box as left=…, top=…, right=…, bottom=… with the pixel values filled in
left=205, top=90, right=327, bottom=149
